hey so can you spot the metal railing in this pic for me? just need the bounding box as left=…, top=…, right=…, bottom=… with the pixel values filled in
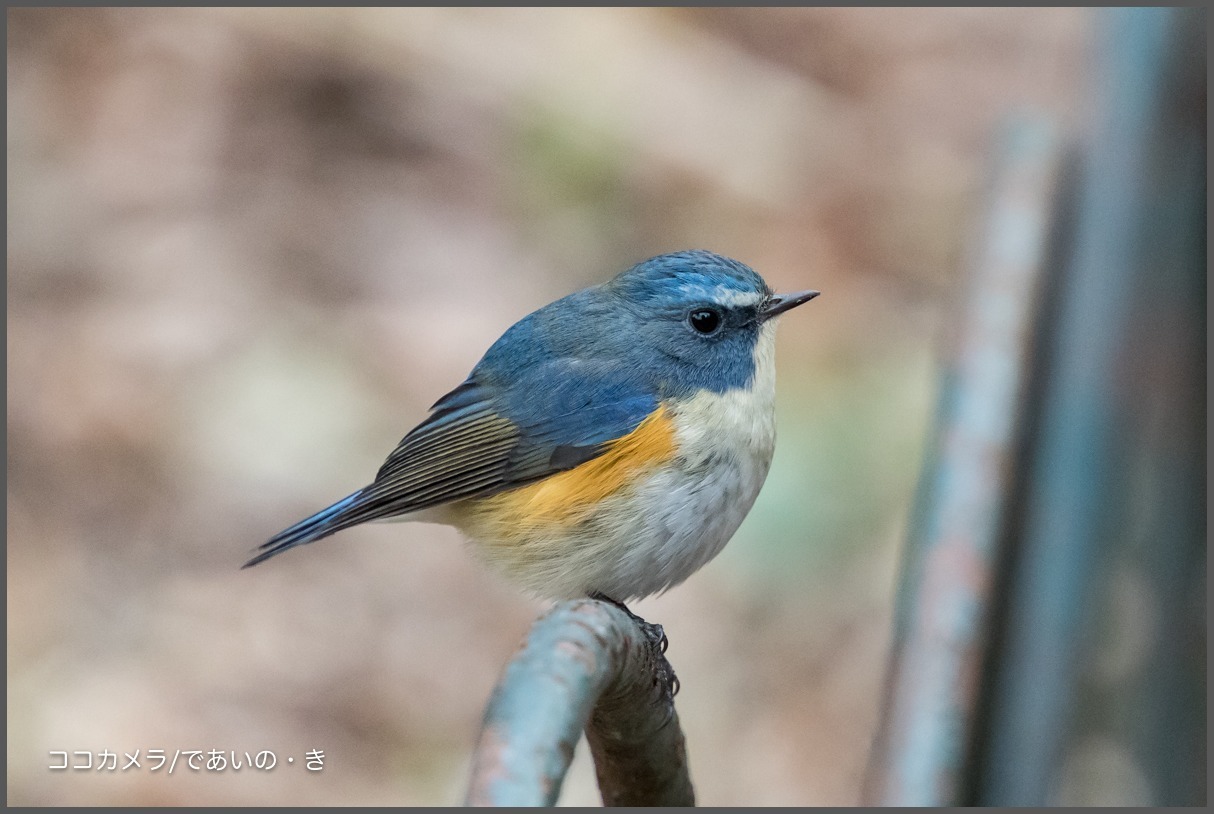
left=867, top=6, right=1205, bottom=806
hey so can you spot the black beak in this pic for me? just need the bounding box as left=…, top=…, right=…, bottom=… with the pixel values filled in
left=760, top=289, right=820, bottom=320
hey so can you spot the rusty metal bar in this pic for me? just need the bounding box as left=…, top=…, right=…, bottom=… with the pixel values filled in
left=974, top=7, right=1206, bottom=805
left=863, top=115, right=1066, bottom=806
left=868, top=7, right=1205, bottom=805
left=464, top=598, right=694, bottom=806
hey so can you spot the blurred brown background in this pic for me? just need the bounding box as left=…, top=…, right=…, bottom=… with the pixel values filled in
left=7, top=8, right=1089, bottom=806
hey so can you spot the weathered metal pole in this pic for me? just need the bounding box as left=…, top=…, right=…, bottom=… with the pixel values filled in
left=863, top=114, right=1066, bottom=806
left=465, top=598, right=694, bottom=806
left=975, top=7, right=1206, bottom=805
left=869, top=6, right=1205, bottom=806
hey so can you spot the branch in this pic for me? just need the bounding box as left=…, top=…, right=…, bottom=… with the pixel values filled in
left=464, top=598, right=694, bottom=806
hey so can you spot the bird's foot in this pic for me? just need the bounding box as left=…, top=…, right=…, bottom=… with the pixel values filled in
left=588, top=592, right=679, bottom=696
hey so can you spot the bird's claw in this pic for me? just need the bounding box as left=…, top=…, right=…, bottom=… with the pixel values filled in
left=636, top=620, right=679, bottom=698
left=589, top=593, right=680, bottom=697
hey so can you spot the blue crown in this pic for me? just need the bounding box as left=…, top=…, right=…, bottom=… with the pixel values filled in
left=608, top=251, right=770, bottom=308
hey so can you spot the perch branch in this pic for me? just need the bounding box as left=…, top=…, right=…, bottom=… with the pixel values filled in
left=465, top=598, right=694, bottom=806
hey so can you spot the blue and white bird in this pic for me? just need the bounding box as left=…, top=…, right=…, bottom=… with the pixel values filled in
left=245, top=250, right=818, bottom=604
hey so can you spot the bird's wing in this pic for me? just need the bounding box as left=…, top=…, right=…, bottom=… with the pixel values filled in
left=245, top=359, right=657, bottom=566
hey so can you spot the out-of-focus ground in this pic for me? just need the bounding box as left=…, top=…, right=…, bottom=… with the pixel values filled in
left=7, top=8, right=1090, bottom=806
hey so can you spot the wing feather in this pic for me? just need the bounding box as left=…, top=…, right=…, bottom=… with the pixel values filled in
left=247, top=361, right=658, bottom=567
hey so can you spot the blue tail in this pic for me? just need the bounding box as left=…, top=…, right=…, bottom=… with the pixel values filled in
left=243, top=491, right=363, bottom=568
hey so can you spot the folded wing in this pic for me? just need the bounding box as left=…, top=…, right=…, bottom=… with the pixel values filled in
left=245, top=359, right=657, bottom=567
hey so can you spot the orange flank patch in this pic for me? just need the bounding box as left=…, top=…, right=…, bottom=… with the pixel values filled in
left=469, top=404, right=677, bottom=530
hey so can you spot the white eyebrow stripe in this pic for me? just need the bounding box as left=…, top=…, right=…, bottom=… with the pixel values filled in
left=711, top=288, right=766, bottom=307
left=678, top=284, right=766, bottom=308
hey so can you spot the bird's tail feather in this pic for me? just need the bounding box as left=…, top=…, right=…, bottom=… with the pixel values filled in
left=243, top=490, right=365, bottom=568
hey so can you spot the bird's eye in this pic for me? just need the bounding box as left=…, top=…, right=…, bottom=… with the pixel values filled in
left=688, top=308, right=722, bottom=335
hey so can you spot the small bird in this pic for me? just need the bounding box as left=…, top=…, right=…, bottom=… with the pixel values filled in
left=245, top=250, right=818, bottom=605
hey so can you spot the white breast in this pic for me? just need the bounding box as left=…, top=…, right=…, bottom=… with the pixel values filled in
left=669, top=320, right=778, bottom=472
left=550, top=322, right=781, bottom=600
